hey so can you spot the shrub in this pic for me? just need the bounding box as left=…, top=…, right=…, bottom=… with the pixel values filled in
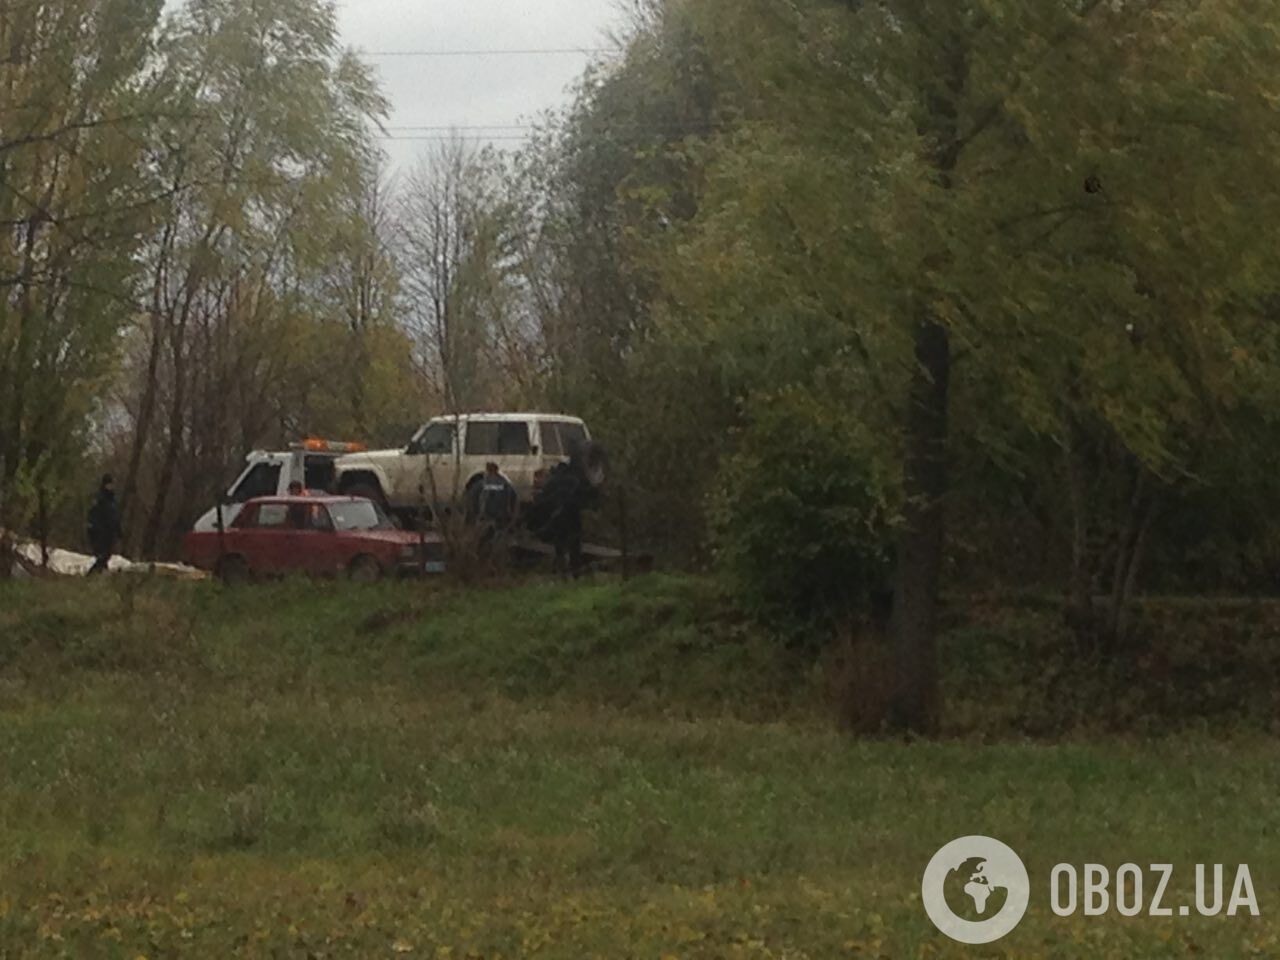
left=710, top=387, right=898, bottom=634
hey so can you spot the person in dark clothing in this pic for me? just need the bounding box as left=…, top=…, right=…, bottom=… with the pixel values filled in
left=529, top=441, right=605, bottom=578
left=477, top=463, right=518, bottom=528
left=86, top=474, right=121, bottom=575
left=467, top=462, right=518, bottom=555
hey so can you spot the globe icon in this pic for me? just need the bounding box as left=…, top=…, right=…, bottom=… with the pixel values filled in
left=942, top=856, right=1011, bottom=921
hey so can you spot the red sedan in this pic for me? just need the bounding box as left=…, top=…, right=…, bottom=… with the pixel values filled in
left=184, top=495, right=444, bottom=581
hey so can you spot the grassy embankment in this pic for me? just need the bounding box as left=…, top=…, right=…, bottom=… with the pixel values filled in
left=0, top=574, right=1278, bottom=958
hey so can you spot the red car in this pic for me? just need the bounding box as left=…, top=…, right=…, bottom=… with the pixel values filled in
left=184, top=495, right=444, bottom=581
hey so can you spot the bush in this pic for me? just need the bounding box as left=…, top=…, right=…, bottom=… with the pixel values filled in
left=710, top=387, right=898, bottom=634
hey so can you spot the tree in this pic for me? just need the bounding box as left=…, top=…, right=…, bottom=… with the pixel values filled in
left=398, top=138, right=520, bottom=412
left=0, top=0, right=163, bottom=543
left=116, top=0, right=389, bottom=557
left=637, top=0, right=1280, bottom=730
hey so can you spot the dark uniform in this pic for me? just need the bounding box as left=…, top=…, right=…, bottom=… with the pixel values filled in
left=476, top=473, right=518, bottom=529
left=467, top=466, right=518, bottom=556
left=86, top=475, right=121, bottom=575
left=529, top=443, right=602, bottom=577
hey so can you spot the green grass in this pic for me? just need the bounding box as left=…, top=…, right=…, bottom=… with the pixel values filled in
left=0, top=575, right=1278, bottom=957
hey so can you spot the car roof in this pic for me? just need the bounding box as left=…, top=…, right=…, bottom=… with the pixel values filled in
left=427, top=412, right=585, bottom=423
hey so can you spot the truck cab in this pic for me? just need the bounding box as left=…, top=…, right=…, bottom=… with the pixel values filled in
left=191, top=439, right=365, bottom=533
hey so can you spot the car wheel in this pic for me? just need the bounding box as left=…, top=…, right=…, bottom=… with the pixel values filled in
left=218, top=555, right=250, bottom=584
left=348, top=554, right=382, bottom=583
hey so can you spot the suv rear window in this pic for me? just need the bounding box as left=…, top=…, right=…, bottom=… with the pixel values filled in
left=555, top=421, right=587, bottom=455
left=465, top=420, right=531, bottom=456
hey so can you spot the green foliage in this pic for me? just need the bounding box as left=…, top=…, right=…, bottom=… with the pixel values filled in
left=1, top=578, right=1280, bottom=955
left=712, top=387, right=898, bottom=630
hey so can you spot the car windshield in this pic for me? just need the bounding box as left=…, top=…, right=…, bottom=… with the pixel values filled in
left=329, top=500, right=392, bottom=531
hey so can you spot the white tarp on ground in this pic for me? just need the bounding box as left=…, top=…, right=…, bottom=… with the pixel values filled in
left=9, top=540, right=206, bottom=580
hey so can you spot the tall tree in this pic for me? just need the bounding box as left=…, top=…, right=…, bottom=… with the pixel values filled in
left=399, top=138, right=517, bottom=411
left=118, top=0, right=388, bottom=556
left=0, top=0, right=162, bottom=539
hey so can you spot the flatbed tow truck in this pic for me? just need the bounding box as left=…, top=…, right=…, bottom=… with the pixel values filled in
left=192, top=439, right=367, bottom=533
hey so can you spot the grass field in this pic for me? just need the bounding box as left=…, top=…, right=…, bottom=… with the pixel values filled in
left=0, top=574, right=1278, bottom=958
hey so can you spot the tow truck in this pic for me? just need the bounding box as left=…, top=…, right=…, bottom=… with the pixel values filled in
left=191, top=439, right=366, bottom=533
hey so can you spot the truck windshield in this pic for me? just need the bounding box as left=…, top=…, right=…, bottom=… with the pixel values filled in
left=329, top=500, right=393, bottom=531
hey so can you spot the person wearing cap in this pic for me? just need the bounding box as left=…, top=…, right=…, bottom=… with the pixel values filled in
left=86, top=474, right=121, bottom=575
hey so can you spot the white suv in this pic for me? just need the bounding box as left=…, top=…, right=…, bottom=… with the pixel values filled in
left=333, top=413, right=591, bottom=518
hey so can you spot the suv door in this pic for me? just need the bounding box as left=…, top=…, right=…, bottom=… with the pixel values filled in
left=412, top=420, right=459, bottom=509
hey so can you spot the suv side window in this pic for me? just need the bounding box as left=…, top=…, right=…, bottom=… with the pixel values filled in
left=498, top=421, right=531, bottom=455
left=419, top=422, right=456, bottom=455
left=465, top=421, right=499, bottom=455
left=465, top=421, right=530, bottom=456
left=231, top=463, right=281, bottom=502
left=541, top=421, right=563, bottom=456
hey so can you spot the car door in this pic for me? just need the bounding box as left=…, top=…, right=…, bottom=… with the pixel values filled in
left=239, top=502, right=294, bottom=575
left=294, top=503, right=342, bottom=576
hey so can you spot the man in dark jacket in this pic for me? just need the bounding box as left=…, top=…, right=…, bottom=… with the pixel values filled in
left=476, top=463, right=517, bottom=528
left=86, top=474, right=121, bottom=575
left=529, top=441, right=604, bottom=577
left=467, top=462, right=518, bottom=555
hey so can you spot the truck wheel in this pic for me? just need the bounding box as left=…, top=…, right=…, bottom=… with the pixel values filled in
left=218, top=555, right=250, bottom=584
left=348, top=554, right=382, bottom=583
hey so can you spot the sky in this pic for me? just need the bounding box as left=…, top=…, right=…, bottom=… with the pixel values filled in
left=334, top=0, right=628, bottom=171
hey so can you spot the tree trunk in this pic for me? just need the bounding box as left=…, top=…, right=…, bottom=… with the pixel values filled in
left=889, top=315, right=950, bottom=735
left=1064, top=434, right=1096, bottom=640
left=1104, top=469, right=1156, bottom=646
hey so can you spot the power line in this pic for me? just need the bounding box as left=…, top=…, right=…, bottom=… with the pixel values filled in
left=378, top=135, right=534, bottom=142
left=383, top=124, right=536, bottom=132
left=363, top=47, right=619, bottom=58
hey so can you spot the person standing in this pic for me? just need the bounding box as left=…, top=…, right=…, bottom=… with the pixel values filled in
left=86, top=474, right=121, bottom=575
left=530, top=441, right=604, bottom=578
left=469, top=462, right=518, bottom=555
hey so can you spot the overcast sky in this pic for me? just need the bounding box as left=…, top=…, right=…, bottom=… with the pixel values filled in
left=335, top=0, right=627, bottom=171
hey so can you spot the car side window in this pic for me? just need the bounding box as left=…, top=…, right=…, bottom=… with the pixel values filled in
left=231, top=463, right=281, bottom=502
left=306, top=505, right=333, bottom=531
left=249, top=503, right=290, bottom=528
